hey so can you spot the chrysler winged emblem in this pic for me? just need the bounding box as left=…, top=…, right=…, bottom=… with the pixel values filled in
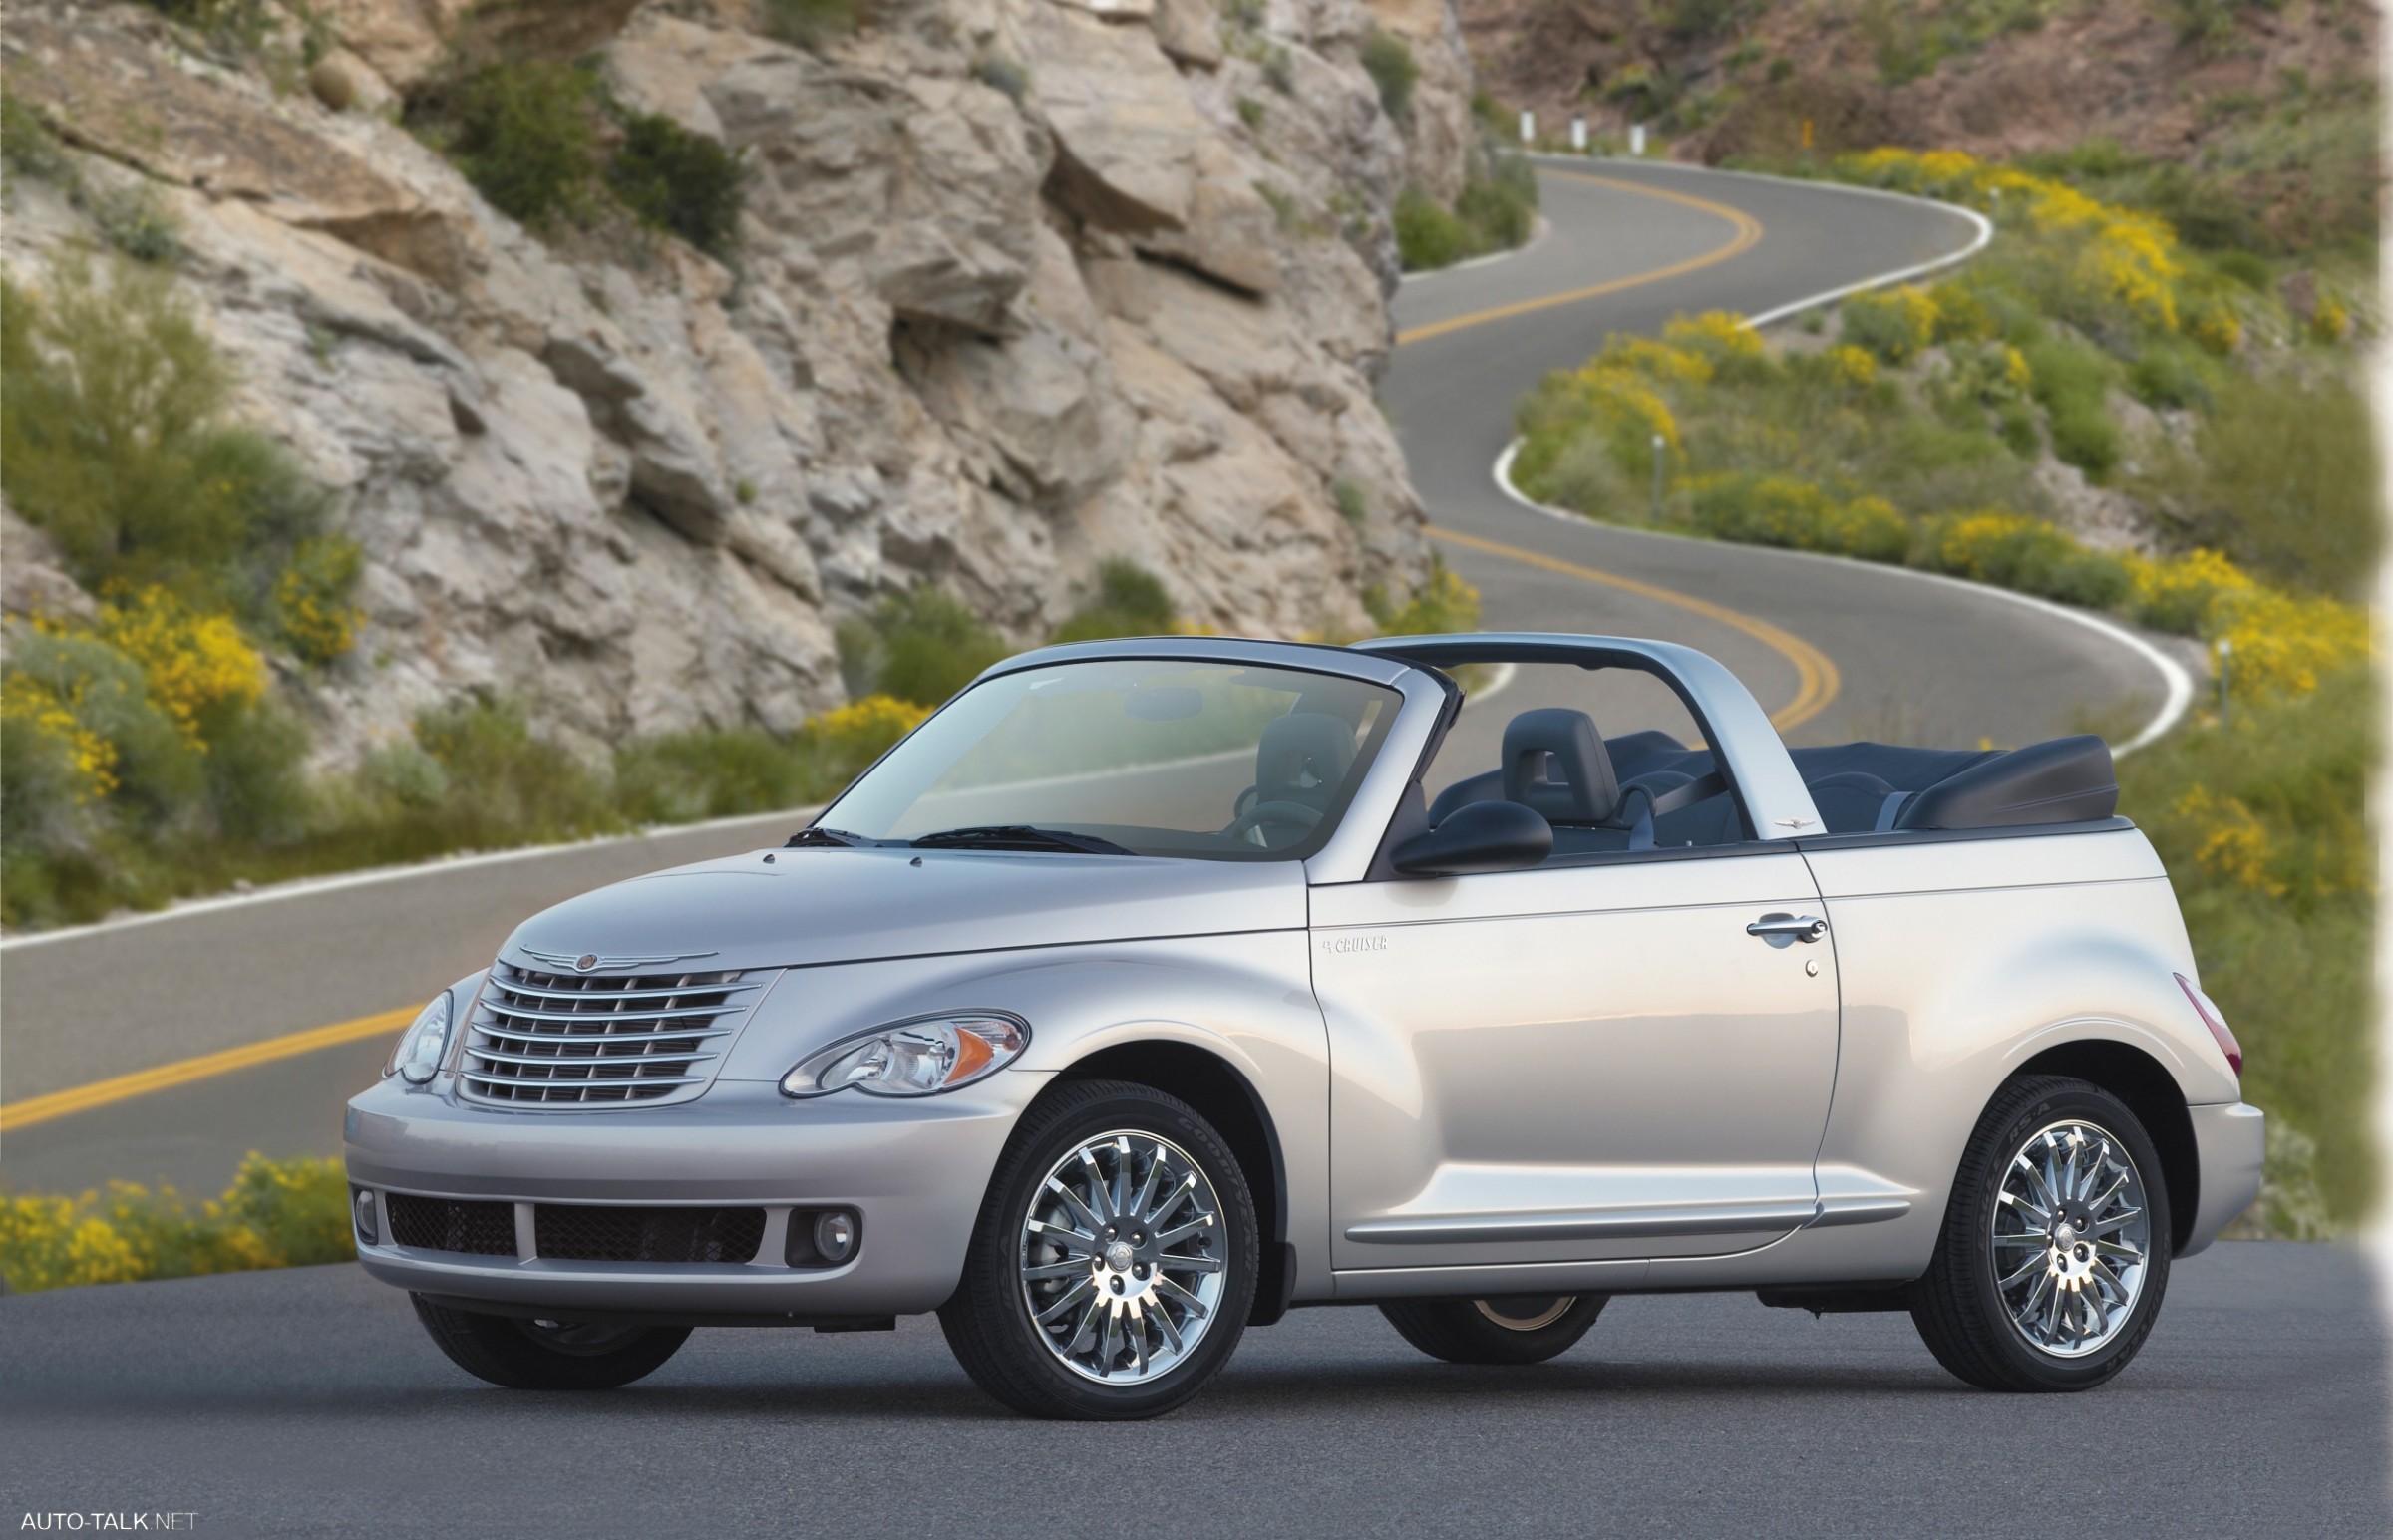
left=519, top=946, right=720, bottom=973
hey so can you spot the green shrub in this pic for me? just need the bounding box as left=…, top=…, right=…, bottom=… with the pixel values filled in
left=0, top=265, right=343, bottom=628
left=1051, top=561, right=1177, bottom=644
left=763, top=0, right=868, bottom=48
left=1394, top=185, right=1470, bottom=272
left=440, top=59, right=601, bottom=228
left=1332, top=479, right=1368, bottom=528
left=1395, top=155, right=1538, bottom=272
left=2125, top=341, right=2212, bottom=411
left=614, top=725, right=819, bottom=825
left=1359, top=29, right=1418, bottom=123
left=973, top=55, right=1029, bottom=105
left=845, top=587, right=1012, bottom=708
left=2144, top=368, right=2377, bottom=599
left=2021, top=336, right=2118, bottom=478
left=606, top=112, right=747, bottom=258
left=1839, top=286, right=1938, bottom=364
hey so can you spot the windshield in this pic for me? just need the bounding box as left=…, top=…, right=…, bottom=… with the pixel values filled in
left=818, top=658, right=1403, bottom=860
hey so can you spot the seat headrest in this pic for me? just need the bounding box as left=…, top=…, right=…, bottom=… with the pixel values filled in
left=1255, top=712, right=1357, bottom=808
left=1502, top=708, right=1619, bottom=824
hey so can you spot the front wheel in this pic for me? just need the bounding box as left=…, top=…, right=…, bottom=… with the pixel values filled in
left=411, top=1296, right=690, bottom=1389
left=1910, top=1076, right=2171, bottom=1392
left=1379, top=1294, right=1609, bottom=1365
left=939, top=1079, right=1258, bottom=1419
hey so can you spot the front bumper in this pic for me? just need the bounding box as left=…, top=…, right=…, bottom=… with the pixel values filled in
left=343, top=1072, right=1046, bottom=1317
left=2180, top=1100, right=2266, bottom=1258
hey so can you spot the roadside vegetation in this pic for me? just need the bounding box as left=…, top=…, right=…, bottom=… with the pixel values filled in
left=1394, top=94, right=1541, bottom=273
left=0, top=1154, right=354, bottom=1293
left=1510, top=147, right=2375, bottom=1231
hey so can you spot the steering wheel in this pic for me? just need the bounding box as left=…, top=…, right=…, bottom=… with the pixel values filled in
left=1225, top=799, right=1322, bottom=845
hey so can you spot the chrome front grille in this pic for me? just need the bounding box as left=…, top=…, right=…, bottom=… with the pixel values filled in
left=458, top=961, right=763, bottom=1107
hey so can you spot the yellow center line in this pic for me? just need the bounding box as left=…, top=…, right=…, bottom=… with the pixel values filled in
left=0, top=1007, right=415, bottom=1134
left=1396, top=171, right=1765, bottom=346
left=1429, top=525, right=1841, bottom=733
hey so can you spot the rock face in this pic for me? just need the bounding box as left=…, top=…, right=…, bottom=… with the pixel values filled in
left=0, top=0, right=1474, bottom=761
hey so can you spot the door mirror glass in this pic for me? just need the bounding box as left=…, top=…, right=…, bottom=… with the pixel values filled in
left=1392, top=799, right=1553, bottom=877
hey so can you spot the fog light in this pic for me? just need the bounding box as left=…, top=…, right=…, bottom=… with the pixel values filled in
left=352, top=1188, right=378, bottom=1246
left=814, top=1209, right=857, bottom=1265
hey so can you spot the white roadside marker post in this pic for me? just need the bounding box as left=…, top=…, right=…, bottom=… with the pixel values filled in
left=1651, top=432, right=1665, bottom=523
left=1520, top=108, right=1535, bottom=146
left=2217, top=637, right=2233, bottom=726
left=1571, top=114, right=1587, bottom=153
left=1630, top=122, right=1647, bottom=156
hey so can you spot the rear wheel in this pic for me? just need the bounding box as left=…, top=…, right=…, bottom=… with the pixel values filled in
left=1910, top=1076, right=2170, bottom=1392
left=1379, top=1294, right=1609, bottom=1366
left=410, top=1296, right=690, bottom=1389
left=940, top=1079, right=1258, bottom=1420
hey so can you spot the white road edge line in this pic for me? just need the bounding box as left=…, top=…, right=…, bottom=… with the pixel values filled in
left=0, top=803, right=823, bottom=953
left=1490, top=441, right=2194, bottom=757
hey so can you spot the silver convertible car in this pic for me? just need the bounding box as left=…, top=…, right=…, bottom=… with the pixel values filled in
left=347, top=633, right=2263, bottom=1419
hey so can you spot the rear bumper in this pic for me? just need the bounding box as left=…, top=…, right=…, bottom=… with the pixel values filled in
left=2180, top=1100, right=2265, bottom=1258
left=343, top=1072, right=1044, bottom=1317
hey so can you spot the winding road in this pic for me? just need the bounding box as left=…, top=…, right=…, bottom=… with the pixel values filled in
left=3, top=159, right=2378, bottom=1537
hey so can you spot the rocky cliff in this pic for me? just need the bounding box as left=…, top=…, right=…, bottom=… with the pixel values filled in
left=2, top=0, right=1474, bottom=760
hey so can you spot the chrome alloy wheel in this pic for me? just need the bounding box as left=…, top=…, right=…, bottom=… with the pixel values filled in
left=1017, top=1130, right=1227, bottom=1384
left=1991, top=1118, right=2153, bottom=1359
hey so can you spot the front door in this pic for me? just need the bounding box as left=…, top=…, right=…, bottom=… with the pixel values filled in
left=1312, top=849, right=1839, bottom=1273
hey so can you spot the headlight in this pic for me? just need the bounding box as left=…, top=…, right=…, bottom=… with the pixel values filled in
left=386, top=992, right=453, bottom=1084
left=781, top=1013, right=1029, bottom=1098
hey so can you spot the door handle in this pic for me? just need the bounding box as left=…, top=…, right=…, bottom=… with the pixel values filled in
left=1747, top=913, right=1827, bottom=945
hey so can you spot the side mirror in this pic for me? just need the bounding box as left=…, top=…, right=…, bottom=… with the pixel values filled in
left=1392, top=799, right=1552, bottom=877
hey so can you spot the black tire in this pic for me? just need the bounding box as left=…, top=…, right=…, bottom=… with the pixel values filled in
left=1379, top=1294, right=1609, bottom=1366
left=410, top=1296, right=690, bottom=1390
left=939, top=1078, right=1259, bottom=1420
left=1910, top=1076, right=2172, bottom=1392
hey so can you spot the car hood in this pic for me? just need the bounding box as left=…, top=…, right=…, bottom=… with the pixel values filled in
left=498, top=846, right=1310, bottom=976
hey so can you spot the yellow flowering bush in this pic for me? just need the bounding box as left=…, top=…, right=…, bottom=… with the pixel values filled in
left=1839, top=149, right=2184, bottom=338
left=0, top=1154, right=353, bottom=1293
left=2170, top=786, right=2286, bottom=897
left=1681, top=474, right=1910, bottom=564
left=2309, top=296, right=2350, bottom=345
left=2185, top=294, right=2243, bottom=356
left=274, top=536, right=366, bottom=667
left=1, top=663, right=120, bottom=798
left=97, top=586, right=266, bottom=747
left=1825, top=344, right=1878, bottom=389
left=1369, top=554, right=1484, bottom=636
left=2211, top=584, right=2370, bottom=701
left=2127, top=547, right=2253, bottom=635
left=1661, top=310, right=1764, bottom=363
left=802, top=693, right=932, bottom=768
left=1926, top=510, right=2132, bottom=608
left=1840, top=285, right=1941, bottom=364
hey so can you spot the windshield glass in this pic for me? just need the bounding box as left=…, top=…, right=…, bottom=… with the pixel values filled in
left=818, top=658, right=1403, bottom=860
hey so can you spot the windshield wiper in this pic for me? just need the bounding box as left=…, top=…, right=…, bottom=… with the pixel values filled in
left=909, top=825, right=1135, bottom=856
left=785, top=826, right=873, bottom=848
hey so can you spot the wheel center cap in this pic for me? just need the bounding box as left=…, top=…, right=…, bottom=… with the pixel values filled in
left=1104, top=1241, right=1135, bottom=1272
left=2054, top=1222, right=2078, bottom=1247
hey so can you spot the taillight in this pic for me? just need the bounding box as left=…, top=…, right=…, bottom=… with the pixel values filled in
left=2175, top=972, right=2242, bottom=1077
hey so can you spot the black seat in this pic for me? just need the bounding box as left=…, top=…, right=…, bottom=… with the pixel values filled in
left=1502, top=709, right=1620, bottom=824
left=1250, top=712, right=1357, bottom=815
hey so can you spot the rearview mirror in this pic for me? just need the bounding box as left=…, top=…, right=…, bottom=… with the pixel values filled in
left=1392, top=799, right=1552, bottom=877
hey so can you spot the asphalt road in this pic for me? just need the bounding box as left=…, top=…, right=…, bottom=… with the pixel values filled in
left=3, top=1244, right=2382, bottom=1538
left=0, top=158, right=2194, bottom=1201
